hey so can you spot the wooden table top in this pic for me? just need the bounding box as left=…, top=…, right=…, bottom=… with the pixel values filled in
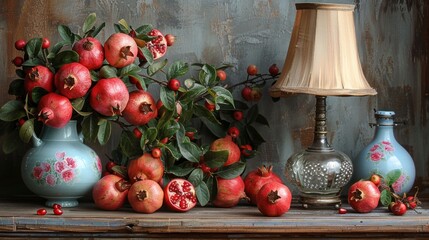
left=0, top=199, right=428, bottom=239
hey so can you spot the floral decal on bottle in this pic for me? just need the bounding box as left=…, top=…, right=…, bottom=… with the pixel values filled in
left=367, top=140, right=394, bottom=162
left=31, top=152, right=79, bottom=186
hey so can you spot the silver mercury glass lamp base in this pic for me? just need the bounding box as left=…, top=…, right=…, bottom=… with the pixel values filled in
left=285, top=96, right=353, bottom=209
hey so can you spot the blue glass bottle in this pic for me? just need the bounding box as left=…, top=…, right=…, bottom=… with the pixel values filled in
left=353, top=110, right=415, bottom=194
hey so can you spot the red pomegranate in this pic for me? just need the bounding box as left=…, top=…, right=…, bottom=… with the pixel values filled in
left=209, top=135, right=241, bottom=167
left=92, top=174, right=130, bottom=211
left=24, top=65, right=54, bottom=95
left=164, top=178, right=197, bottom=212
left=244, top=165, right=283, bottom=205
left=122, top=90, right=158, bottom=126
left=37, top=92, right=73, bottom=128
left=89, top=78, right=129, bottom=116
left=128, top=179, right=164, bottom=214
left=54, top=62, right=92, bottom=99
left=212, top=176, right=247, bottom=208
left=143, top=29, right=167, bottom=60
left=72, top=37, right=104, bottom=70
left=127, top=152, right=164, bottom=183
left=256, top=182, right=292, bottom=217
left=348, top=180, right=381, bottom=213
left=104, top=33, right=138, bottom=68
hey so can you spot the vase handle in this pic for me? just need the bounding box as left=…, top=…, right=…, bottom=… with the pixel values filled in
left=31, top=132, right=43, bottom=147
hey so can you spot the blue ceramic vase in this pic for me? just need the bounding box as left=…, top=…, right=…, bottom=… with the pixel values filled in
left=21, top=121, right=102, bottom=207
left=353, top=110, right=415, bottom=194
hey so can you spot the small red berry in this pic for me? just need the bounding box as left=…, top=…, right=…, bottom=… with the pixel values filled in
left=160, top=137, right=169, bottom=144
left=269, top=64, right=279, bottom=76
left=227, top=126, right=240, bottom=138
left=133, top=127, right=142, bottom=139
left=369, top=174, right=381, bottom=187
left=233, top=111, right=243, bottom=121
left=247, top=64, right=258, bottom=76
left=338, top=208, right=347, bottom=214
left=12, top=56, right=24, bottom=67
left=52, top=203, right=62, bottom=209
left=15, top=39, right=26, bottom=50
left=205, top=101, right=215, bottom=112
left=241, top=87, right=252, bottom=101
left=42, top=38, right=50, bottom=49
left=105, top=161, right=116, bottom=174
left=151, top=148, right=162, bottom=158
left=240, top=144, right=253, bottom=157
left=168, top=79, right=180, bottom=91
left=391, top=201, right=407, bottom=216
left=18, top=118, right=26, bottom=126
left=216, top=70, right=227, bottom=81
left=53, top=208, right=63, bottom=215
left=165, top=34, right=176, bottom=46
left=185, top=131, right=195, bottom=140
left=36, top=208, right=47, bottom=216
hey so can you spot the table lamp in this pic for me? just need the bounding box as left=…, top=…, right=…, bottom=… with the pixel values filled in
left=270, top=3, right=377, bottom=208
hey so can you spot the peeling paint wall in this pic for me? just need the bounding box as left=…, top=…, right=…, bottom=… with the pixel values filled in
left=0, top=0, right=428, bottom=197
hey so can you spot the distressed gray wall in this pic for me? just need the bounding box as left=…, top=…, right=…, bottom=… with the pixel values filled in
left=0, top=0, right=428, bottom=197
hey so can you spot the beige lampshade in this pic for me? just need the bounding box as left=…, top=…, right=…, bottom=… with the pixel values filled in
left=270, top=3, right=377, bottom=97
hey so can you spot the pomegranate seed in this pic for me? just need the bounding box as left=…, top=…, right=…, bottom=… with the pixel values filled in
left=338, top=208, right=347, bottom=214
left=53, top=208, right=63, bottom=215
left=36, top=208, right=47, bottom=216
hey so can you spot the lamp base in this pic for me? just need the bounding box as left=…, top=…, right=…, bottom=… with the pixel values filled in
left=300, top=192, right=342, bottom=209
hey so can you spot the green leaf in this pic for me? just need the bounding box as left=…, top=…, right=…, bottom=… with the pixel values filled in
left=246, top=125, right=265, bottom=146
left=160, top=119, right=180, bottom=138
left=193, top=104, right=221, bottom=125
left=119, top=130, right=143, bottom=158
left=19, top=119, right=34, bottom=144
left=135, top=24, right=153, bottom=34
left=176, top=125, right=201, bottom=163
left=52, top=50, right=79, bottom=69
left=50, top=41, right=67, bottom=55
left=200, top=117, right=226, bottom=138
left=207, top=175, right=217, bottom=201
left=211, top=86, right=235, bottom=107
left=188, top=168, right=204, bottom=186
left=198, top=64, right=217, bottom=86
left=167, top=162, right=195, bottom=177
left=128, top=74, right=146, bottom=91
left=8, top=79, right=25, bottom=97
left=195, top=181, right=210, bottom=206
left=167, top=61, right=189, bottom=80
left=83, top=13, right=97, bottom=34
left=58, top=25, right=75, bottom=45
left=256, top=114, right=270, bottom=127
left=203, top=150, right=228, bottom=169
left=141, top=46, right=154, bottom=65
left=22, top=58, right=45, bottom=67
left=0, top=100, right=26, bottom=121
left=31, top=87, right=49, bottom=104
left=90, top=22, right=105, bottom=38
left=145, top=127, right=158, bottom=144
left=81, top=115, right=99, bottom=143
left=97, top=119, right=111, bottom=145
left=164, top=142, right=182, bottom=160
left=180, top=83, right=207, bottom=105
left=99, top=65, right=118, bottom=79
left=247, top=104, right=259, bottom=124
left=216, top=162, right=246, bottom=179
left=71, top=97, right=86, bottom=111
left=386, top=169, right=402, bottom=187
left=147, top=59, right=167, bottom=76
left=119, top=63, right=141, bottom=77
left=25, top=38, right=42, bottom=58
left=380, top=189, right=392, bottom=206
left=160, top=86, right=176, bottom=111
left=118, top=19, right=131, bottom=33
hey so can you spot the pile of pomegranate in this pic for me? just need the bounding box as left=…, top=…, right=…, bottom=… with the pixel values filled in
left=1, top=13, right=285, bottom=213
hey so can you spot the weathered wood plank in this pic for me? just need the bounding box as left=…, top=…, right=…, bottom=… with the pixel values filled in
left=0, top=200, right=428, bottom=238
